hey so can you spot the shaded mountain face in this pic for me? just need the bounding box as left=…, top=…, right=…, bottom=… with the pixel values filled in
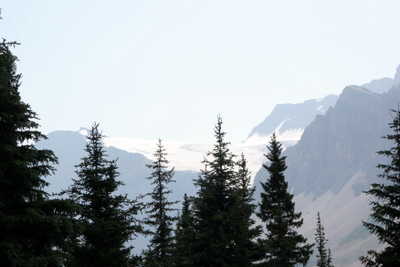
left=253, top=84, right=400, bottom=267
left=254, top=83, right=400, bottom=199
left=284, top=85, right=399, bottom=197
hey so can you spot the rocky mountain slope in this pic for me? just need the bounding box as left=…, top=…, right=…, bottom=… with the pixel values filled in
left=253, top=84, right=400, bottom=266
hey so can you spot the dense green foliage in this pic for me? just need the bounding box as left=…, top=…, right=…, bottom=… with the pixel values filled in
left=257, top=133, right=313, bottom=266
left=360, top=109, right=400, bottom=267
left=141, top=139, right=178, bottom=266
left=0, top=40, right=78, bottom=266
left=63, top=123, right=141, bottom=267
left=315, top=212, right=334, bottom=267
left=188, top=116, right=262, bottom=266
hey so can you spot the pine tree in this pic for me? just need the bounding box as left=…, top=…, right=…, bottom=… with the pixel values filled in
left=360, top=109, right=400, bottom=267
left=0, top=40, right=78, bottom=266
left=63, top=123, right=141, bottom=267
left=191, top=116, right=261, bottom=266
left=257, top=132, right=313, bottom=267
left=315, top=212, right=334, bottom=267
left=142, top=139, right=178, bottom=267
left=173, top=193, right=195, bottom=266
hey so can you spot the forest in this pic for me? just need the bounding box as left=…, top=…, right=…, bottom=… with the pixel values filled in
left=1, top=40, right=400, bottom=267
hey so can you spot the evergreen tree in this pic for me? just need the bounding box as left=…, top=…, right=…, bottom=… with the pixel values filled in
left=0, top=40, right=78, bottom=266
left=142, top=139, right=178, bottom=267
left=63, top=123, right=141, bottom=267
left=173, top=193, right=195, bottom=266
left=191, top=116, right=261, bottom=266
left=257, top=133, right=313, bottom=267
left=360, top=109, right=400, bottom=267
left=230, top=153, right=263, bottom=265
left=315, top=212, right=334, bottom=267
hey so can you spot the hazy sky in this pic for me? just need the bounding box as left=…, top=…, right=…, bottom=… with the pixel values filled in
left=2, top=1, right=400, bottom=143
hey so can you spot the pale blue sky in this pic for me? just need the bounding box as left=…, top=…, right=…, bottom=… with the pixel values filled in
left=2, top=1, right=400, bottom=143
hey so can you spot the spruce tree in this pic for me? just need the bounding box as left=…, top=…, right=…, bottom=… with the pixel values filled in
left=173, top=193, right=195, bottom=266
left=0, top=40, right=78, bottom=266
left=142, top=139, right=178, bottom=267
left=315, top=212, right=334, bottom=267
left=257, top=133, right=313, bottom=267
left=191, top=116, right=261, bottom=266
left=63, top=123, right=141, bottom=267
left=230, top=153, right=263, bottom=265
left=360, top=109, right=400, bottom=267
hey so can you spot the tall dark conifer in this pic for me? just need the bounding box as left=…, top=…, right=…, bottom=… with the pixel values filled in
left=230, top=153, right=263, bottom=265
left=0, top=40, right=78, bottom=266
left=191, top=116, right=238, bottom=266
left=191, top=116, right=261, bottom=266
left=142, top=139, right=178, bottom=267
left=63, top=123, right=141, bottom=267
left=360, top=109, right=400, bottom=267
left=173, top=193, right=195, bottom=266
left=257, top=133, right=313, bottom=267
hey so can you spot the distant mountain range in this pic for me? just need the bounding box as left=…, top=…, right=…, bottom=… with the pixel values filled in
left=37, top=65, right=400, bottom=266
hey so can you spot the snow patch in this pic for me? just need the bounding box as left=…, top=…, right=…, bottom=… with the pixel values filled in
left=103, top=137, right=212, bottom=172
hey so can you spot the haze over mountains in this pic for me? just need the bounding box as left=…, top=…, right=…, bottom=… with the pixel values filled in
left=37, top=65, right=400, bottom=266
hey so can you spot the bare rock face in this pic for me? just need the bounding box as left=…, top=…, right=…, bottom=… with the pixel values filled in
left=253, top=84, right=400, bottom=266
left=284, top=85, right=399, bottom=196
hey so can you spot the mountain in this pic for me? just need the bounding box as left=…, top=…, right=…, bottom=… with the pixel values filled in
left=247, top=94, right=339, bottom=148
left=247, top=64, right=400, bottom=150
left=253, top=83, right=400, bottom=266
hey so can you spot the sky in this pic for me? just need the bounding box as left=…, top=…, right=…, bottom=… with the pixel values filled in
left=2, top=1, right=400, bottom=144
